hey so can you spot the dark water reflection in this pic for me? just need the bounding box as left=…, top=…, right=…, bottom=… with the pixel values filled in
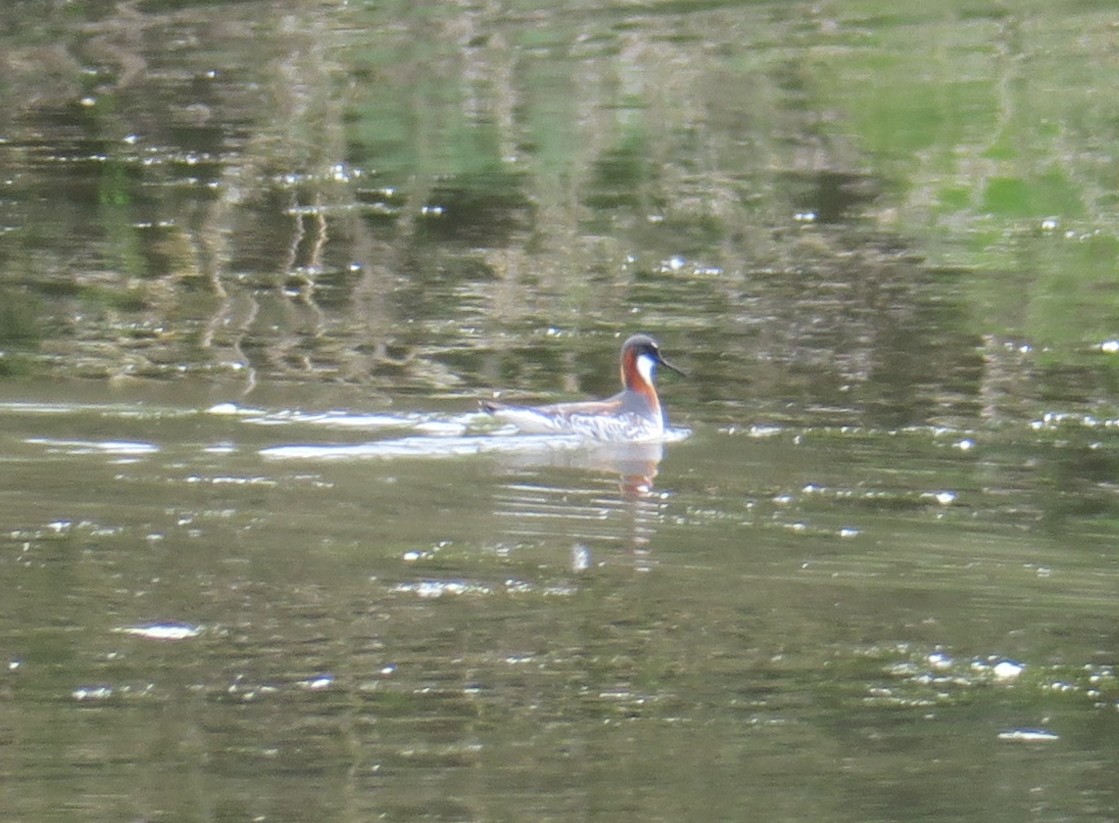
left=3, top=0, right=1119, bottom=821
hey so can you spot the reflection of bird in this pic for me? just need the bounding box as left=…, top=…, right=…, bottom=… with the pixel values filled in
left=481, top=334, right=685, bottom=442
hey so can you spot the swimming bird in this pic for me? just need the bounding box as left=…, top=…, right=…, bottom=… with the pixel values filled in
left=480, top=334, right=685, bottom=442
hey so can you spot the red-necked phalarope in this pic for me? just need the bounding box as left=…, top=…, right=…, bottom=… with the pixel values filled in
left=480, top=334, right=685, bottom=442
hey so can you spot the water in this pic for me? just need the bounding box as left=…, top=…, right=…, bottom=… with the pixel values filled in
left=3, top=0, right=1119, bottom=820
left=3, top=384, right=1118, bottom=820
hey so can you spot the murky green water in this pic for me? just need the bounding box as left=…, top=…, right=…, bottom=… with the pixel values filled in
left=4, top=387, right=1118, bottom=821
left=3, top=1, right=1119, bottom=821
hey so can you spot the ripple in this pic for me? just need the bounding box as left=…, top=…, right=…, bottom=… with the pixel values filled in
left=863, top=646, right=1119, bottom=712
left=296, top=674, right=336, bottom=691
left=208, top=402, right=439, bottom=432
left=72, top=686, right=114, bottom=702
left=0, top=401, right=192, bottom=420
left=113, top=622, right=202, bottom=641
left=262, top=433, right=601, bottom=461
left=25, top=437, right=159, bottom=456
left=997, top=729, right=1060, bottom=742
left=393, top=580, right=494, bottom=598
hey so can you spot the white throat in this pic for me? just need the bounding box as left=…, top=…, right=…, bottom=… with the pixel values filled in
left=636, top=352, right=658, bottom=386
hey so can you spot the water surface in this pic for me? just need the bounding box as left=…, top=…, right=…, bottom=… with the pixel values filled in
left=2, top=1, right=1119, bottom=821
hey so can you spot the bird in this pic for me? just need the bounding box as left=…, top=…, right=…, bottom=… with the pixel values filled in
left=480, top=333, right=685, bottom=442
